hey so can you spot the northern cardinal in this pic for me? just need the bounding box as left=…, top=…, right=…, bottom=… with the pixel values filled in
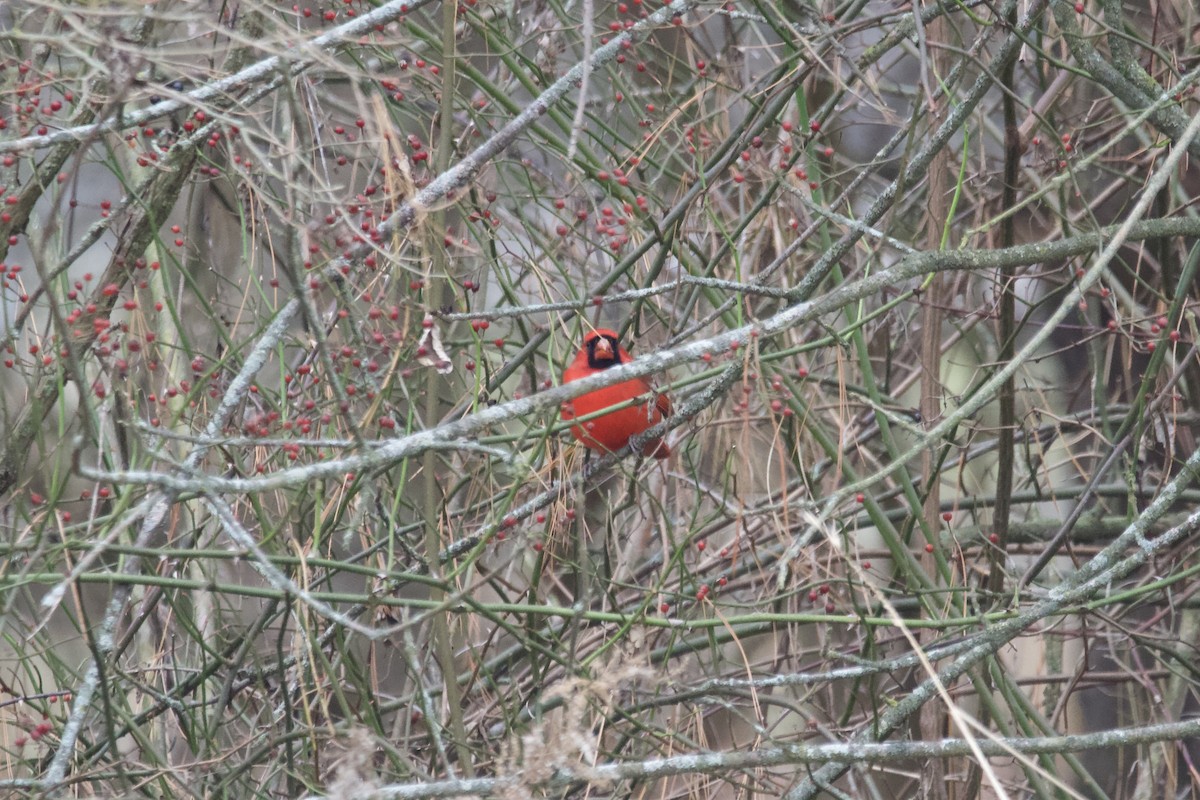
left=561, top=329, right=671, bottom=459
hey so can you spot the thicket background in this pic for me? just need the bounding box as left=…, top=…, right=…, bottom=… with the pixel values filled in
left=2, top=0, right=1199, bottom=797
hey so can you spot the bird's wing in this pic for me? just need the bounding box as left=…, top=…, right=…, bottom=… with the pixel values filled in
left=655, top=390, right=672, bottom=418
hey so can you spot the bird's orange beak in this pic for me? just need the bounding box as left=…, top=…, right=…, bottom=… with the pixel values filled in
left=593, top=337, right=614, bottom=360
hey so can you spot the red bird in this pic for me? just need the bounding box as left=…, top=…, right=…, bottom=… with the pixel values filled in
left=561, top=329, right=671, bottom=459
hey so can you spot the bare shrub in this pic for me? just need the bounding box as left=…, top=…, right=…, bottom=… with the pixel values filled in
left=1, top=0, right=1199, bottom=798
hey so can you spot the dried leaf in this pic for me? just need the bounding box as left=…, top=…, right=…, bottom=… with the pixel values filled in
left=417, top=318, right=454, bottom=374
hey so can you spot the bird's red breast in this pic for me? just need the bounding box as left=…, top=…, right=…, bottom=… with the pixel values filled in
left=561, top=329, right=671, bottom=459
